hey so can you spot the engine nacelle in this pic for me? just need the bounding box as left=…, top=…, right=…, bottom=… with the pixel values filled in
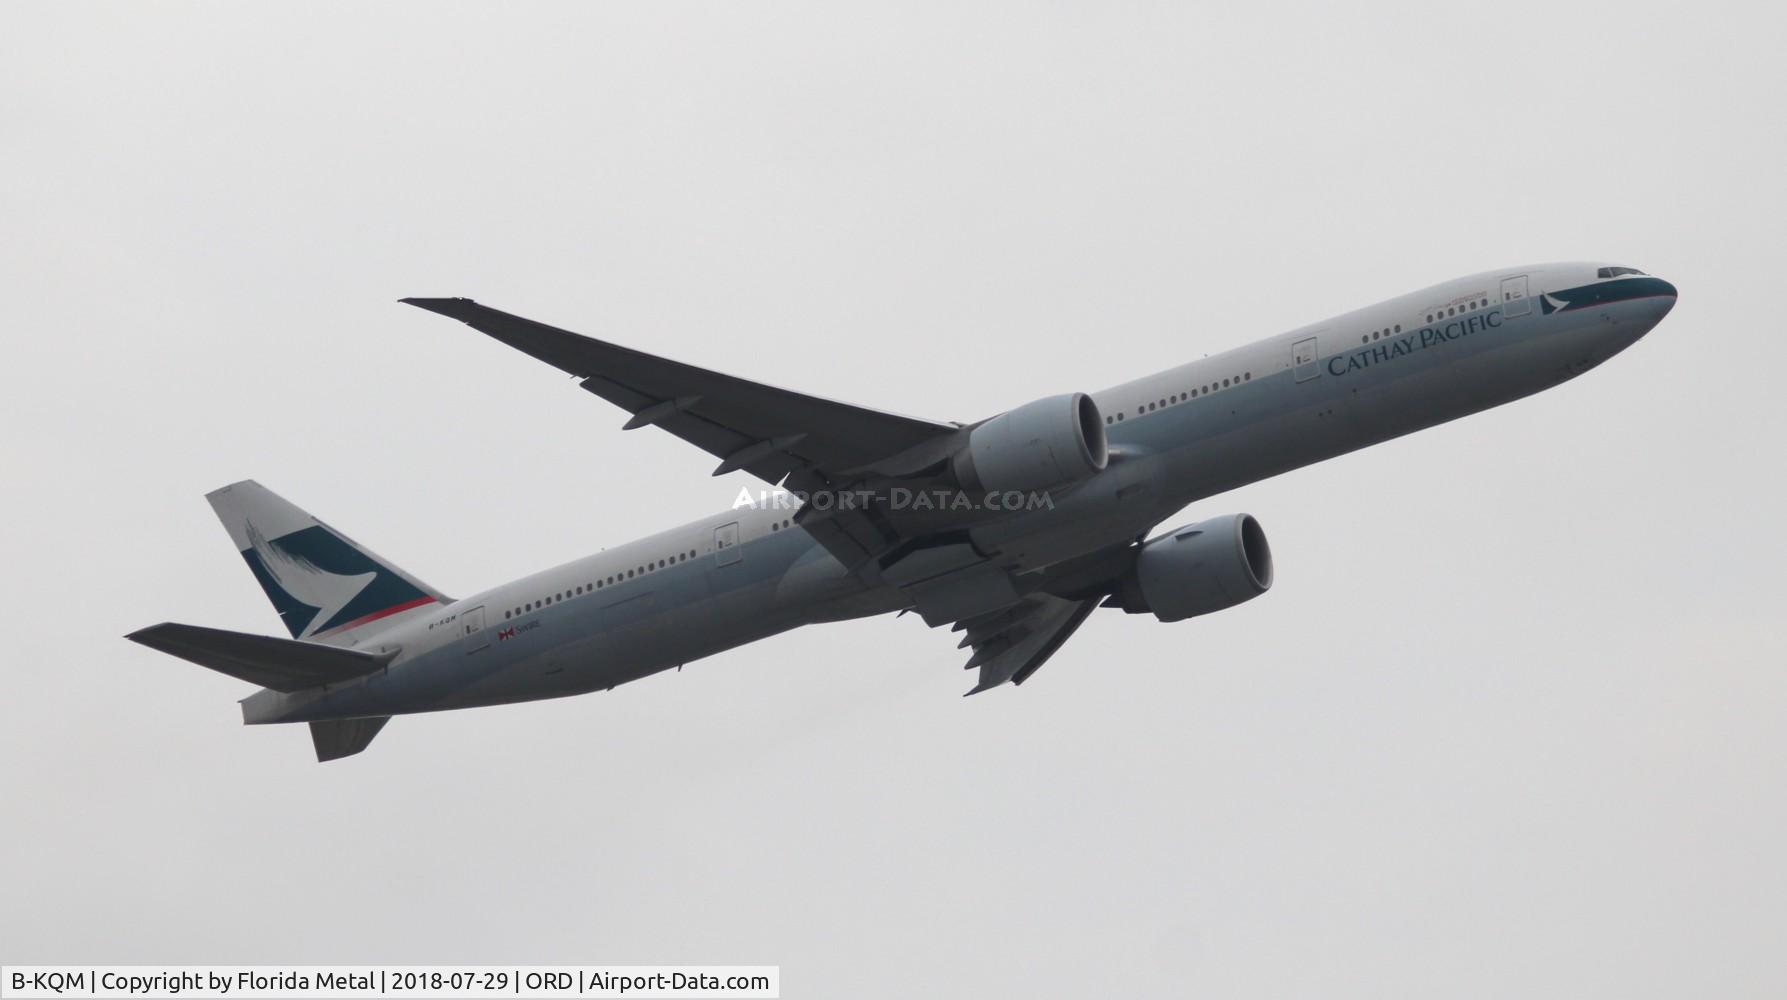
left=951, top=392, right=1108, bottom=494
left=1112, top=514, right=1274, bottom=622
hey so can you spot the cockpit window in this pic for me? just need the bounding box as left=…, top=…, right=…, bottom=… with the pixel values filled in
left=1597, top=266, right=1646, bottom=279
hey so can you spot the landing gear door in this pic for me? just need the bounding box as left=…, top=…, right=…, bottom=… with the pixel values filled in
left=714, top=522, right=742, bottom=567
left=462, top=605, right=488, bottom=653
left=1293, top=336, right=1321, bottom=383
left=1501, top=275, right=1531, bottom=318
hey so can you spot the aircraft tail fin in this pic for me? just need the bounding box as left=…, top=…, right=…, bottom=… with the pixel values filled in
left=309, top=716, right=391, bottom=762
left=205, top=480, right=449, bottom=645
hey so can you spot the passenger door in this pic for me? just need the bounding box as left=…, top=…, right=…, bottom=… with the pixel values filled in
left=1500, top=275, right=1531, bottom=318
left=714, top=522, right=742, bottom=567
left=1293, top=336, right=1321, bottom=383
left=461, top=605, right=488, bottom=653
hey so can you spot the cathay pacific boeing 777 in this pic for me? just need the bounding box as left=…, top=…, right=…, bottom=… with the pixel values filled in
left=129, top=263, right=1677, bottom=760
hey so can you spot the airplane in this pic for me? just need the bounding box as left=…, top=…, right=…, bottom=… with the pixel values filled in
left=127, top=263, right=1677, bottom=761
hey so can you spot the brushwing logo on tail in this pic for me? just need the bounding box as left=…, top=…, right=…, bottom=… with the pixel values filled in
left=241, top=523, right=431, bottom=638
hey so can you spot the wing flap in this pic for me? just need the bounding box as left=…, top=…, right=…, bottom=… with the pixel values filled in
left=127, top=622, right=392, bottom=693
left=951, top=595, right=1099, bottom=695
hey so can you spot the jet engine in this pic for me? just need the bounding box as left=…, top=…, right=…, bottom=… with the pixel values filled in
left=1108, top=514, right=1274, bottom=622
left=950, top=393, right=1109, bottom=494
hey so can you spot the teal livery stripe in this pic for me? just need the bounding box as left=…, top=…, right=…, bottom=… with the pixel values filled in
left=241, top=524, right=432, bottom=637
left=1541, top=276, right=1676, bottom=315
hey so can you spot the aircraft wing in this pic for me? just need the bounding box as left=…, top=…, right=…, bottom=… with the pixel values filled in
left=402, top=298, right=960, bottom=486
left=951, top=594, right=1100, bottom=696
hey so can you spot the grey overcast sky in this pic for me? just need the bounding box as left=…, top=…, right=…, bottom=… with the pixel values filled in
left=3, top=2, right=1784, bottom=997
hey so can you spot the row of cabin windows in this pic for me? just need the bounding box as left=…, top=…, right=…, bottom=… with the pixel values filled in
left=503, top=547, right=701, bottom=620
left=1427, top=298, right=1489, bottom=324
left=1361, top=298, right=1495, bottom=344
left=1360, top=297, right=1499, bottom=345
left=1105, top=372, right=1253, bottom=423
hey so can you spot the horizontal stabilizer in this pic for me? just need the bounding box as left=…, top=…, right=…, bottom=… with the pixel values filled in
left=309, top=716, right=390, bottom=762
left=126, top=622, right=392, bottom=693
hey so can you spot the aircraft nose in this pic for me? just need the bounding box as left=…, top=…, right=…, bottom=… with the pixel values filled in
left=1651, top=277, right=1678, bottom=320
